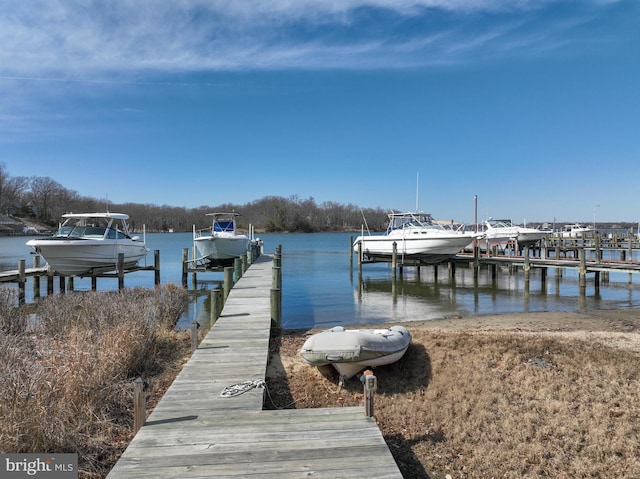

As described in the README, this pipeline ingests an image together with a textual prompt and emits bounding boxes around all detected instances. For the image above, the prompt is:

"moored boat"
[193,212,250,267]
[25,212,149,275]
[559,224,593,238]
[353,212,480,265]
[300,325,412,379]
[482,218,550,249]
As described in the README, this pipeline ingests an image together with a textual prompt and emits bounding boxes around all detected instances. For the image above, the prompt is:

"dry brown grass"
[0,284,191,479]
[266,316,640,478]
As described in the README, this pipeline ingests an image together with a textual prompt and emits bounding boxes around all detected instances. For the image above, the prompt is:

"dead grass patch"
[0,284,191,479]
[266,324,640,478]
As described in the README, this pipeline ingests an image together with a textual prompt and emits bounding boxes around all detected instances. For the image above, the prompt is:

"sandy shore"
[271,308,640,377]
[396,308,640,333]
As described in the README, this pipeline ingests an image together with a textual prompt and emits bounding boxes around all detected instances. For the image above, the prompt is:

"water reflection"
[350,260,640,329]
[3,232,640,331]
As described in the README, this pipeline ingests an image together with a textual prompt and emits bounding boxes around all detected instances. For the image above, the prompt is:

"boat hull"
[194,235,250,263]
[353,234,475,264]
[25,239,149,276]
[300,325,412,379]
[484,230,549,248]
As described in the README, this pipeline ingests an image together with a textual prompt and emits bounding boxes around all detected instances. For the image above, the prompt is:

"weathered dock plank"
[106,253,402,479]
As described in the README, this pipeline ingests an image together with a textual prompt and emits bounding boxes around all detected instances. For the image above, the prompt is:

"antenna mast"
[415,172,419,211]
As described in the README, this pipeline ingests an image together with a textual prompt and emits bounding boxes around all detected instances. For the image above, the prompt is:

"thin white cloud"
[0,0,630,141]
[0,0,626,79]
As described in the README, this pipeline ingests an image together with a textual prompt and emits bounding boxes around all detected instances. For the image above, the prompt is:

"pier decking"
[106,254,402,479]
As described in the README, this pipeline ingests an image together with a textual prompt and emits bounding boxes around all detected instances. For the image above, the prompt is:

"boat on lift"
[300,325,412,380]
[482,218,550,249]
[25,212,149,276]
[353,211,481,265]
[193,212,250,267]
[559,224,593,238]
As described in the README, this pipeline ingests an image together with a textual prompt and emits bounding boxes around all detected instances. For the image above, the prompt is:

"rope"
[220,379,266,398]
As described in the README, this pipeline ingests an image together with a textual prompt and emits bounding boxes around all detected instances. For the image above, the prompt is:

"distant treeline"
[0,163,390,233]
[3,163,637,234]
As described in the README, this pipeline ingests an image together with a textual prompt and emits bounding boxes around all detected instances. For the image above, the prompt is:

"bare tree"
[27,176,67,223]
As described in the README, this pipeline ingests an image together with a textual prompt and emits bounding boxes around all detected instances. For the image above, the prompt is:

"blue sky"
[1,0,638,224]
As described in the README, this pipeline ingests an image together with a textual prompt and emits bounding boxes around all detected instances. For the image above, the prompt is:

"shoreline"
[270,307,640,377]
[267,307,640,477]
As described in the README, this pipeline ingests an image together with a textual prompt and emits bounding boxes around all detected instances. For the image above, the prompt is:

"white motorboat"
[559,224,593,238]
[300,325,411,379]
[193,212,250,266]
[26,213,149,276]
[353,212,480,265]
[482,218,550,249]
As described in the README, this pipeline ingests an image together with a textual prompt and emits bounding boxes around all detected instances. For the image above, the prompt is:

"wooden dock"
[106,254,402,479]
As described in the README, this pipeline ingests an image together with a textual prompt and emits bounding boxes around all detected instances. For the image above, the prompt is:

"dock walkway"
[106,254,402,479]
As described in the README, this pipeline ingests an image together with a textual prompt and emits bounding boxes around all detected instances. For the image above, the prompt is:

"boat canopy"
[54,213,133,239]
[386,212,441,234]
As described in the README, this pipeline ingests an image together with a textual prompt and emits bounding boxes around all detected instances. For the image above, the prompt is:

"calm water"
[2,232,640,330]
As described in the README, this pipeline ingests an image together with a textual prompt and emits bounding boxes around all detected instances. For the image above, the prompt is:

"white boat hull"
[353,234,475,264]
[25,239,149,276]
[194,235,250,262]
[484,230,548,247]
[300,325,411,379]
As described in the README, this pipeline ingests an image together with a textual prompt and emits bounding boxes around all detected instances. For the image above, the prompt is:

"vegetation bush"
[0,284,190,478]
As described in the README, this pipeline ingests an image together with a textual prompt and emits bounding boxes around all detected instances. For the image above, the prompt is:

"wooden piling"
[271,288,282,335]
[363,371,377,418]
[578,248,587,287]
[33,255,41,299]
[181,248,189,287]
[210,289,222,325]
[18,259,25,305]
[154,250,161,285]
[224,266,233,301]
[234,257,243,282]
[392,242,397,279]
[190,321,199,353]
[133,378,146,434]
[117,253,125,290]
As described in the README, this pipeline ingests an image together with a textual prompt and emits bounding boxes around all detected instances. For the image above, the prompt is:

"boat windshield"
[213,220,235,233]
[53,217,131,239]
[487,219,514,229]
[387,213,442,234]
